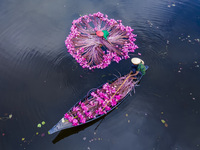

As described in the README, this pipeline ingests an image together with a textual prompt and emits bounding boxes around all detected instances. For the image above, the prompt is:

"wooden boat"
[48,66,149,134]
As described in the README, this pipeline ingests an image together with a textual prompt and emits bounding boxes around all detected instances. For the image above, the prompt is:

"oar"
[94,117,105,130]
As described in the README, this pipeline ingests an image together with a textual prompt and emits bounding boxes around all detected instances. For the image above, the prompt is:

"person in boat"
[96,30,113,45]
[96,30,109,40]
[130,57,146,77]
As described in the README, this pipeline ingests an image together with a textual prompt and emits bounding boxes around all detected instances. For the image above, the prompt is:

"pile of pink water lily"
[64,82,122,126]
[63,73,136,126]
[65,12,138,70]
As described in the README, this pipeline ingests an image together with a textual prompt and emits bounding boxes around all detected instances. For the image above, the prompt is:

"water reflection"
[52,117,104,144]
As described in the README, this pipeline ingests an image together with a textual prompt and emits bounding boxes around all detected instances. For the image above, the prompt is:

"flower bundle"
[65,12,138,70]
[63,83,121,126]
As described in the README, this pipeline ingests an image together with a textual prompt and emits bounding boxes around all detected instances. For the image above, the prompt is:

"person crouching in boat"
[130,57,146,77]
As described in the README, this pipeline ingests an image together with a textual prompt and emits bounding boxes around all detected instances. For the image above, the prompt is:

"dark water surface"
[0,0,200,150]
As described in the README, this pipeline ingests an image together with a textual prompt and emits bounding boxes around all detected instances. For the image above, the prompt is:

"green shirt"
[102,30,109,40]
[137,63,146,75]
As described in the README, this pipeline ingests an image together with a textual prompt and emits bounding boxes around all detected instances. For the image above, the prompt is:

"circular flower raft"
[65,12,138,70]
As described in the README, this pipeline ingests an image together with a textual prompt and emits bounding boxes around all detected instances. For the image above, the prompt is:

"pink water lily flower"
[95,109,99,115]
[68,116,74,122]
[110,87,116,93]
[85,111,93,119]
[81,103,85,107]
[85,111,89,117]
[80,117,86,123]
[98,92,105,98]
[72,119,79,126]
[78,114,84,120]
[99,92,109,99]
[110,99,117,106]
[115,95,121,100]
[96,89,101,94]
[96,97,104,105]
[77,111,82,117]
[72,106,80,112]
[81,104,88,111]
[82,105,89,112]
[97,107,104,115]
[105,106,111,111]
[103,83,110,90]
[89,101,95,106]
[91,92,98,98]
[64,113,70,119]
[115,95,121,101]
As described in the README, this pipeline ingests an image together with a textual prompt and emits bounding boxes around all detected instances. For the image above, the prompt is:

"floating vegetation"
[37,124,42,128]
[41,121,45,125]
[178,34,200,44]
[0,114,13,121]
[161,119,168,127]
[161,119,166,124]
[66,12,138,70]
[37,121,46,128]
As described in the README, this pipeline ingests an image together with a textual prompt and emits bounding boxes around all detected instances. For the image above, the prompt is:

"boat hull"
[49,66,149,134]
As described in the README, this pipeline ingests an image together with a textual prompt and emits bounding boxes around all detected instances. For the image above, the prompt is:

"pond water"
[0,0,200,150]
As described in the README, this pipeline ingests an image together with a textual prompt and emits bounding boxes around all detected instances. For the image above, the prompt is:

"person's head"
[96,30,109,40]
[131,57,144,65]
[96,31,104,37]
